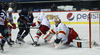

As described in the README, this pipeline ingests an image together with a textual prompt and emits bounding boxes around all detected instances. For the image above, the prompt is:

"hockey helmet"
[28,9,33,15]
[21,9,28,16]
[54,17,61,23]
[8,7,13,12]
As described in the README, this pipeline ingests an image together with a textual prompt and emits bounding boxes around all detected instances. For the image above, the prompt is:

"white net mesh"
[90,12,100,46]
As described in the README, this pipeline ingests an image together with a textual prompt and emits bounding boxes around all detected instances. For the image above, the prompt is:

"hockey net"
[89,12,100,48]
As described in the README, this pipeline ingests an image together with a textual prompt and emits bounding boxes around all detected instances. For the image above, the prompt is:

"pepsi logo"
[67,13,74,21]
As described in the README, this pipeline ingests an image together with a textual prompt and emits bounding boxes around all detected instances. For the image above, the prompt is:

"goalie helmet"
[54,16,61,27]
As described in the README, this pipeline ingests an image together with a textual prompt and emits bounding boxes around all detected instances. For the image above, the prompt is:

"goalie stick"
[47,39,63,48]
[43,32,63,48]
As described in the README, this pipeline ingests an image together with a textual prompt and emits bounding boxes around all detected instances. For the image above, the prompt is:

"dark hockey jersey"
[0,9,7,25]
[19,9,29,22]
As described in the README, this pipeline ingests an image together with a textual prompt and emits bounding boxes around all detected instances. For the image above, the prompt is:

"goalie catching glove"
[50,38,63,48]
[54,38,62,44]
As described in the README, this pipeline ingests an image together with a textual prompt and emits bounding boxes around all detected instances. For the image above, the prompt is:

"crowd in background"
[0,1,100,12]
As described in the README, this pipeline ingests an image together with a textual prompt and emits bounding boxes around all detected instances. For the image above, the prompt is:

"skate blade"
[0,49,4,53]
[8,45,12,47]
[31,43,34,45]
[15,41,22,45]
[31,43,40,46]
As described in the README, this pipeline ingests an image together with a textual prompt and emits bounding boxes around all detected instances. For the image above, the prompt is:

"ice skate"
[15,38,22,45]
[7,41,13,47]
[31,42,40,47]
[0,43,4,53]
[20,38,25,43]
[44,40,48,43]
[10,39,15,45]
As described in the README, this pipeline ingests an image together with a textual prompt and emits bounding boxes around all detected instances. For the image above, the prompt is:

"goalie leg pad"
[67,28,79,44]
[73,39,94,48]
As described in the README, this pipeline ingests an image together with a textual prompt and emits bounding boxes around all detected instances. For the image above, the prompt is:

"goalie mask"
[54,17,61,27]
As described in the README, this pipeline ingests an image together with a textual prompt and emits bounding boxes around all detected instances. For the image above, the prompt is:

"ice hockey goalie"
[43,17,80,48]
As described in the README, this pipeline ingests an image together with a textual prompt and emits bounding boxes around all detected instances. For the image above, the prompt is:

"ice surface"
[1,26,100,55]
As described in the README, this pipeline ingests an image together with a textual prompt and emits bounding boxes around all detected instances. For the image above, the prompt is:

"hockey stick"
[24,24,35,45]
[29,31,35,44]
[49,40,63,48]
[16,27,30,28]
[16,27,39,29]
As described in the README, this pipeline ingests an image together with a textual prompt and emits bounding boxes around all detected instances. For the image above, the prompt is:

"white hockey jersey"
[36,14,50,28]
[7,12,14,24]
[51,23,70,44]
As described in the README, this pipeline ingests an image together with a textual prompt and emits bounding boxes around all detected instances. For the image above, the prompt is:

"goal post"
[89,12,100,48]
[89,12,91,48]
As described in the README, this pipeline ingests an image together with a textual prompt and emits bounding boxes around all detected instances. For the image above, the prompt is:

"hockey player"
[0,7,16,45]
[31,12,50,46]
[0,34,3,43]
[16,9,33,44]
[43,17,80,48]
[27,10,34,29]
[0,3,9,51]
[6,7,16,45]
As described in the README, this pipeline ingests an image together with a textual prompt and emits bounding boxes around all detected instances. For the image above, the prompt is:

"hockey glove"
[12,23,16,29]
[8,25,12,29]
[31,22,36,27]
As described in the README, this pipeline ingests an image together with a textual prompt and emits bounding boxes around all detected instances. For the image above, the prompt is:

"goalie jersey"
[51,23,70,44]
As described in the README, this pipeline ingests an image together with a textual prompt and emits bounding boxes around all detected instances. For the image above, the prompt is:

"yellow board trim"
[8,21,99,25]
[50,21,99,25]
